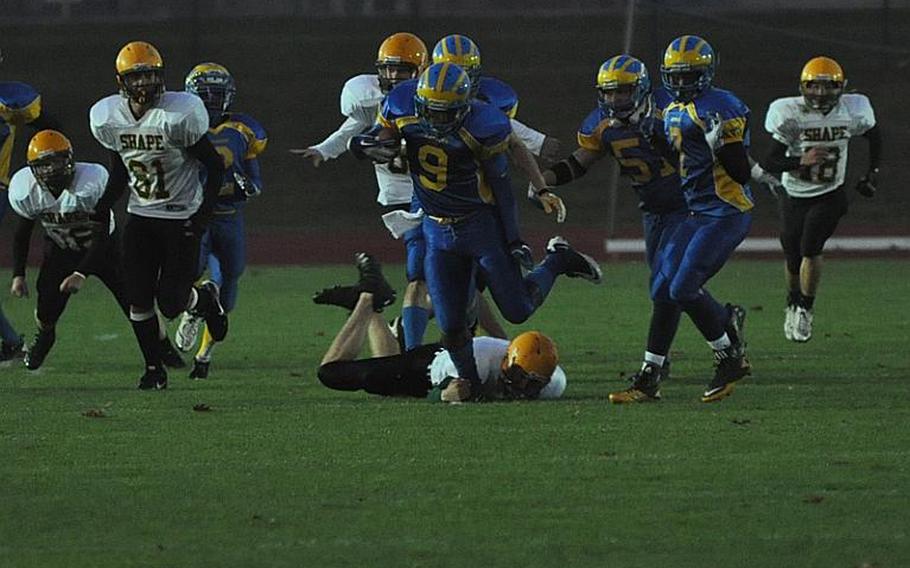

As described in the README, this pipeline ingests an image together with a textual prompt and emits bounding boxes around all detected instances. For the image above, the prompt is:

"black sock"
[131,317,162,369]
[799,293,815,310]
[787,289,800,307]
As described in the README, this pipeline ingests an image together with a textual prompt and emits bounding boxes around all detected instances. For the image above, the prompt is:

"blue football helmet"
[660,35,715,102]
[414,62,472,138]
[432,34,481,96]
[185,62,236,124]
[596,55,651,120]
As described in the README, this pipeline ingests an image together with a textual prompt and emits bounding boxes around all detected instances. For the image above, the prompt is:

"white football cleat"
[783,305,797,341]
[175,311,204,352]
[792,306,813,343]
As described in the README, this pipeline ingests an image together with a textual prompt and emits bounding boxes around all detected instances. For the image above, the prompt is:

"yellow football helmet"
[376,32,428,93]
[800,56,845,112]
[500,331,559,399]
[27,130,75,196]
[115,41,165,106]
[415,62,472,137]
[432,35,481,94]
[596,55,651,119]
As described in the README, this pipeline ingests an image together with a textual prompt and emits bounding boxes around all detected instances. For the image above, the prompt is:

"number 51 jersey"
[89,91,209,219]
[765,93,875,198]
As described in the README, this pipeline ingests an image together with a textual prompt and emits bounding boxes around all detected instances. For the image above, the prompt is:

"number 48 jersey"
[89,91,209,219]
[765,93,875,198]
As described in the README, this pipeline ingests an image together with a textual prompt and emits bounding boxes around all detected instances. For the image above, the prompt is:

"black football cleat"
[189,359,210,380]
[702,345,751,403]
[725,304,747,348]
[546,237,603,284]
[312,285,361,311]
[138,367,168,390]
[24,329,56,370]
[609,362,662,403]
[0,335,25,362]
[159,337,186,369]
[355,252,396,312]
[194,281,228,342]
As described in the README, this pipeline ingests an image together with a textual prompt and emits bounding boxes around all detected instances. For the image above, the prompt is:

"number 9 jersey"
[89,91,209,219]
[764,93,875,198]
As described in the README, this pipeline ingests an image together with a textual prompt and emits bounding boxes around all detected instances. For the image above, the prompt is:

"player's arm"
[509,119,561,164]
[186,135,226,230]
[235,158,263,198]
[349,124,401,163]
[854,125,882,197]
[715,143,751,185]
[760,139,829,175]
[541,147,603,187]
[481,150,529,268]
[10,216,36,298]
[290,116,370,166]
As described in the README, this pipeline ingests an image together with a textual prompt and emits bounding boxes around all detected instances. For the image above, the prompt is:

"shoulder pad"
[578,108,605,136]
[477,77,519,117]
[225,112,268,141]
[8,167,35,202]
[385,79,418,118]
[651,87,674,115]
[462,100,511,141]
[340,74,383,117]
[0,81,40,109]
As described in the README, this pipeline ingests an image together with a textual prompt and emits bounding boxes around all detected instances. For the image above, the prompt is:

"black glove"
[509,241,534,271]
[349,135,400,163]
[233,172,260,198]
[183,214,208,238]
[854,170,878,198]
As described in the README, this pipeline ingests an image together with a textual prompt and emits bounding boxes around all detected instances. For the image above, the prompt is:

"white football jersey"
[8,162,115,251]
[89,91,209,219]
[311,74,414,206]
[429,336,567,400]
[765,93,875,198]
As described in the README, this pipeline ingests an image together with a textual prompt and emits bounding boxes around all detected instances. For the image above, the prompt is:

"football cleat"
[355,252,396,312]
[312,285,361,311]
[0,335,25,363]
[193,280,228,342]
[783,305,797,341]
[726,304,747,348]
[24,329,56,370]
[175,311,203,352]
[609,363,662,403]
[189,358,210,380]
[388,316,406,353]
[659,360,672,382]
[546,236,603,283]
[159,337,186,369]
[701,345,751,403]
[792,306,813,343]
[138,367,168,390]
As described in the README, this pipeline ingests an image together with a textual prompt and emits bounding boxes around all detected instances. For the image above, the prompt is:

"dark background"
[1,1,907,263]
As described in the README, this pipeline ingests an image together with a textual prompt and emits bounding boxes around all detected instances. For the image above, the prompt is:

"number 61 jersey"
[764,93,875,198]
[89,91,209,219]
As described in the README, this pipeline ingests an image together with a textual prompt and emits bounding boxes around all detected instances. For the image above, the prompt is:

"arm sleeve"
[509,119,546,156]
[311,116,370,160]
[11,217,35,277]
[761,138,801,173]
[242,158,263,189]
[76,151,129,275]
[186,136,226,222]
[716,142,752,185]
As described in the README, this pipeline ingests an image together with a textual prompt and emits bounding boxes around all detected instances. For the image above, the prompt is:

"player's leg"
[0,303,23,361]
[23,244,79,370]
[475,292,508,339]
[321,292,378,365]
[400,223,431,350]
[368,309,401,357]
[666,214,752,402]
[779,193,809,340]
[122,216,168,389]
[611,211,686,403]
[175,229,213,353]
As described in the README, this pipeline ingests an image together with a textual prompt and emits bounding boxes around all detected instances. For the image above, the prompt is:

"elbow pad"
[548,155,587,186]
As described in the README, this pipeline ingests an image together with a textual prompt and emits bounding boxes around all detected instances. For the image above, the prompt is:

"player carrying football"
[78,41,227,390]
[761,56,880,342]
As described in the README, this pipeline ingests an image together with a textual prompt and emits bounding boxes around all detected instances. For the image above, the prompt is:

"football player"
[616,36,752,403]
[174,62,268,379]
[294,32,506,351]
[352,62,602,400]
[315,259,565,402]
[540,55,687,396]
[78,41,227,390]
[761,56,879,342]
[7,130,184,370]
[1,48,60,361]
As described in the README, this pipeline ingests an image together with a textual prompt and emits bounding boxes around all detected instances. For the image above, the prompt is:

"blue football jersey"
[0,82,42,186]
[476,76,519,118]
[577,88,684,214]
[663,86,754,216]
[207,112,267,210]
[380,80,512,218]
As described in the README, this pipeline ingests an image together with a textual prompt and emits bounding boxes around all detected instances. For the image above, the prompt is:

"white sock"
[708,333,732,351]
[643,352,666,368]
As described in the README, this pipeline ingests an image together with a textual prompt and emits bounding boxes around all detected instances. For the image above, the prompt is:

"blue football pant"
[198,212,246,313]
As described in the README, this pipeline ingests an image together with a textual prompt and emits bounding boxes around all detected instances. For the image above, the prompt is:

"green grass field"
[1,259,908,568]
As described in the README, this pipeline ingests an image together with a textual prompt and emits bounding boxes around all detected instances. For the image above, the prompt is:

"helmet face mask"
[800,80,843,112]
[185,64,236,125]
[376,62,420,93]
[119,68,165,106]
[500,364,550,400]
[30,153,75,197]
[415,98,469,138]
[414,62,472,138]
